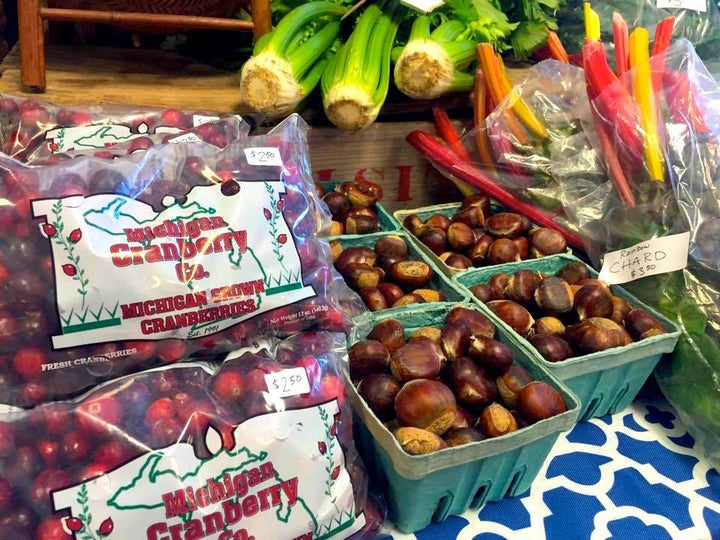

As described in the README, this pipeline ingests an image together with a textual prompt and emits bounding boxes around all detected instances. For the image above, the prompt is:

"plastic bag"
[0,95,251,163]
[0,332,379,539]
[556,0,720,60]
[0,114,365,408]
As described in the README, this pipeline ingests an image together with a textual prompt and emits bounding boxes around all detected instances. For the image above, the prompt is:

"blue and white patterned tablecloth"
[379,398,720,540]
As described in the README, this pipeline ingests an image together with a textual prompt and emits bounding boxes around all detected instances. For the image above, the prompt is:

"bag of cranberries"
[0,113,365,407]
[0,94,252,164]
[0,332,382,540]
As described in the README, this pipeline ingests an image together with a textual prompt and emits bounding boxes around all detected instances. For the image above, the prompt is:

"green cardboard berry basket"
[347,303,580,533]
[332,231,468,318]
[319,182,400,239]
[394,202,571,278]
[455,253,681,421]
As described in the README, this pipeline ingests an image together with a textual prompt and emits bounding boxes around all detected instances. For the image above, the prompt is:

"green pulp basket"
[319,182,400,239]
[332,231,468,319]
[455,253,681,421]
[347,303,580,533]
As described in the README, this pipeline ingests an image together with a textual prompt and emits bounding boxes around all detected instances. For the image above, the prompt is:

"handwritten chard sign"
[53,401,366,540]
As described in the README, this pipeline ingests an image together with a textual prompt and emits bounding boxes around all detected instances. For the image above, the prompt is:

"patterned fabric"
[380,399,720,540]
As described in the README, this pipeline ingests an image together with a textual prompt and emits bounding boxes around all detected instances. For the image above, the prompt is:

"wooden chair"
[17,0,272,92]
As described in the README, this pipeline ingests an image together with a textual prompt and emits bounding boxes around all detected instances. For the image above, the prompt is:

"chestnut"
[394,427,447,455]
[516,381,566,422]
[530,335,574,363]
[390,342,443,383]
[360,288,389,311]
[461,194,491,215]
[487,300,535,336]
[488,273,510,299]
[329,240,343,262]
[610,297,632,325]
[441,321,471,360]
[447,222,475,252]
[446,357,498,411]
[358,373,401,421]
[449,405,474,430]
[555,261,590,284]
[345,183,378,208]
[467,336,513,375]
[567,317,633,354]
[389,260,433,289]
[485,213,528,238]
[505,269,539,304]
[403,214,426,237]
[497,365,534,409]
[329,221,345,236]
[445,306,495,339]
[408,337,447,369]
[315,184,328,198]
[374,235,408,259]
[377,283,405,306]
[530,228,567,257]
[625,309,667,340]
[368,319,406,353]
[534,277,574,315]
[574,283,614,320]
[412,289,445,303]
[409,327,442,344]
[335,246,376,274]
[392,294,426,308]
[345,208,379,234]
[533,317,566,338]
[445,253,473,270]
[469,284,496,303]
[452,206,485,229]
[468,234,494,266]
[512,237,530,260]
[322,192,351,218]
[348,340,390,380]
[375,255,404,273]
[425,213,452,231]
[444,427,484,447]
[477,403,518,438]
[419,227,448,255]
[487,238,521,265]
[344,263,384,290]
[395,379,457,435]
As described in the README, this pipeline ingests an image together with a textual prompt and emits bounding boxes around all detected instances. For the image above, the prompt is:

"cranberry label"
[53,400,366,540]
[32,180,315,349]
[44,123,183,153]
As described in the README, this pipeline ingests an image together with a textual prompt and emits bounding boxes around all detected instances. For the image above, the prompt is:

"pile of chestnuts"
[468,261,668,362]
[402,194,568,271]
[331,235,445,311]
[317,182,383,235]
[348,306,568,455]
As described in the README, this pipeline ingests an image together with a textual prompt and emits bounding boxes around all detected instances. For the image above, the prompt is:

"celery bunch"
[320,4,400,131]
[239,2,346,117]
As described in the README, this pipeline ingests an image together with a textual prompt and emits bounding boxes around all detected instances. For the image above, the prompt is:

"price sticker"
[192,114,221,127]
[657,0,706,12]
[265,367,310,398]
[244,147,283,167]
[598,232,691,285]
[166,132,203,144]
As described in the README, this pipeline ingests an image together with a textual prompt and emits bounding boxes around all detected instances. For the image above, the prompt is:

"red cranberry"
[62,431,90,462]
[157,340,187,363]
[117,381,152,416]
[145,397,177,429]
[0,506,37,533]
[76,396,123,437]
[152,371,178,394]
[150,417,184,447]
[0,421,15,457]
[78,462,108,482]
[6,273,46,310]
[211,371,244,404]
[294,356,321,385]
[12,347,45,380]
[36,515,73,540]
[94,440,133,469]
[0,311,17,345]
[125,341,156,363]
[70,111,93,126]
[318,374,346,405]
[5,446,40,485]
[17,311,50,344]
[0,478,12,513]
[160,108,188,128]
[19,382,48,407]
[20,107,51,125]
[88,169,125,193]
[4,238,39,271]
[127,136,153,154]
[30,469,72,509]
[44,403,74,435]
[37,438,61,467]
[172,392,196,423]
[242,394,274,419]
[0,262,8,286]
[0,98,18,114]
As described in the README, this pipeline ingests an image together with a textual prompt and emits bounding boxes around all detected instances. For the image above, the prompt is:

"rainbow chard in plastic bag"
[0,333,381,539]
[0,113,364,408]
